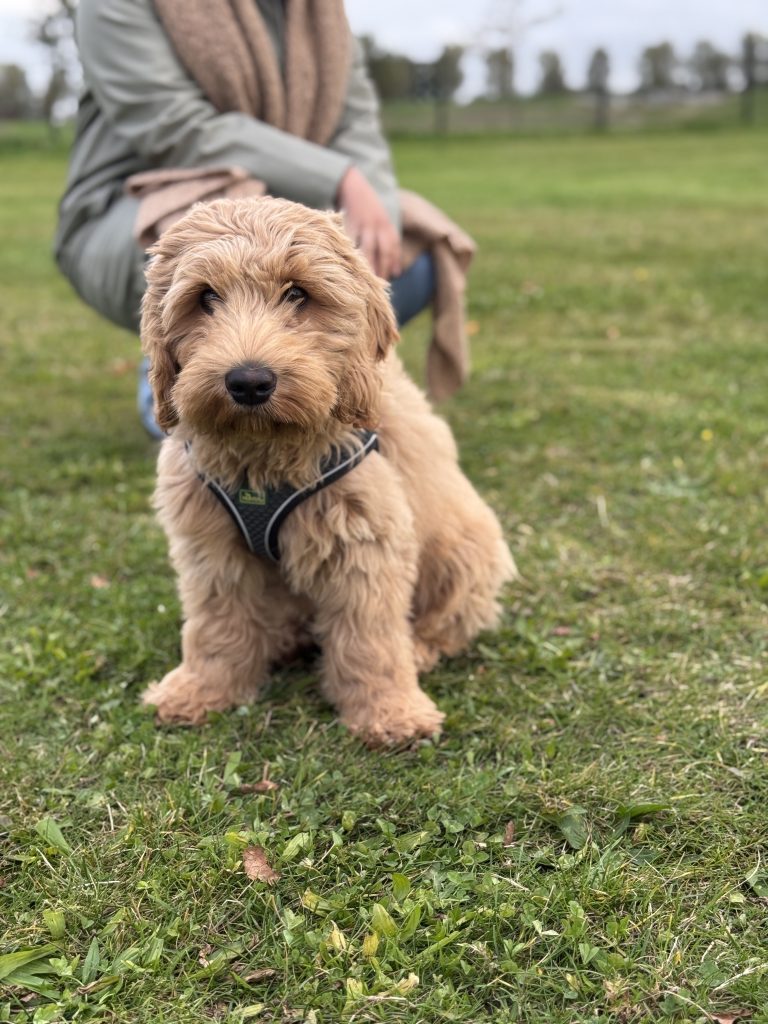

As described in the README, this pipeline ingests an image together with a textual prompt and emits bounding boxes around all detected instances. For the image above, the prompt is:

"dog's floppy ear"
[365,270,400,361]
[140,242,182,434]
[334,355,382,430]
[334,260,400,428]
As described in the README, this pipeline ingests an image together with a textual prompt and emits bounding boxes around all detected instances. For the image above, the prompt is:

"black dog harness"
[190,430,379,563]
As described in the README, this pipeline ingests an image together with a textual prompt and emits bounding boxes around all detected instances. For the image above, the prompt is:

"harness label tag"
[238,488,267,506]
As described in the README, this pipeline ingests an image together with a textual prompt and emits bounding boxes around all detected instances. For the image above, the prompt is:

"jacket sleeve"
[76,0,352,211]
[330,37,400,229]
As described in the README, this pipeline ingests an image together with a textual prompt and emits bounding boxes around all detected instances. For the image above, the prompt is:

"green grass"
[2,124,768,1023]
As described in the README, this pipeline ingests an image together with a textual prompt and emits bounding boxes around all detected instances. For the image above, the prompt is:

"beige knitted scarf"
[151,0,350,146]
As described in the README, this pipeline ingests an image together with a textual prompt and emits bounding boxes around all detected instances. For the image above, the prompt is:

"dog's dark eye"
[282,285,308,307]
[200,287,221,315]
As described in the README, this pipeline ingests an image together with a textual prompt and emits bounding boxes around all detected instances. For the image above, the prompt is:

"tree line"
[358,33,768,132]
[363,34,768,104]
[0,9,766,128]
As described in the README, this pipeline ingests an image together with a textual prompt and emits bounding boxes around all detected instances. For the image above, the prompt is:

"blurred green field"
[2,124,768,1023]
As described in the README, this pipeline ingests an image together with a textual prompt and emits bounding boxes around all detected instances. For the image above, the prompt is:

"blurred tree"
[689,40,730,92]
[638,42,678,92]
[34,0,80,126]
[0,64,35,119]
[360,35,415,102]
[42,67,69,124]
[586,47,610,131]
[433,46,464,102]
[741,32,758,123]
[432,45,464,133]
[486,47,515,99]
[537,50,568,95]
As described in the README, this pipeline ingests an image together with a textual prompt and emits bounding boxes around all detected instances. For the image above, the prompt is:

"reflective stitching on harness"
[204,478,256,554]
[262,431,380,561]
[188,430,379,562]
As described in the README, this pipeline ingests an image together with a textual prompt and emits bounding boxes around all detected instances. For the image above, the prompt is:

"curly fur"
[141,196,515,745]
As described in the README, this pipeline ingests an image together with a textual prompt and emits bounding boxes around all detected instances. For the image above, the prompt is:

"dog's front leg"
[143,546,283,725]
[281,463,445,746]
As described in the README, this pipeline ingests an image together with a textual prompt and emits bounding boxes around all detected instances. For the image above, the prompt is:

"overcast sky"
[1,0,766,96]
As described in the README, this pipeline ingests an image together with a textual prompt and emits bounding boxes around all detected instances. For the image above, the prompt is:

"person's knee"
[58,199,146,333]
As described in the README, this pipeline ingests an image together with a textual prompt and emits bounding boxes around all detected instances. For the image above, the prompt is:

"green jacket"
[55,0,399,260]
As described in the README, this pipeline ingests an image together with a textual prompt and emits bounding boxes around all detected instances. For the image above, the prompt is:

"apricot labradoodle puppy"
[141,196,515,745]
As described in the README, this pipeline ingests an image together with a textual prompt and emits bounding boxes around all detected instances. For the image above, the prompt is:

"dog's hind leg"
[411,503,516,674]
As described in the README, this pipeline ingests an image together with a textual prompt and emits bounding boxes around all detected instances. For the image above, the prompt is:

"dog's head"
[140,196,399,436]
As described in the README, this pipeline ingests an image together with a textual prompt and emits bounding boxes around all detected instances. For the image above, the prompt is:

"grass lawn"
[1,125,768,1023]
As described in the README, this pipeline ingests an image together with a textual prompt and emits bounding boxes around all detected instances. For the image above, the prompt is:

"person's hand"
[336,165,401,280]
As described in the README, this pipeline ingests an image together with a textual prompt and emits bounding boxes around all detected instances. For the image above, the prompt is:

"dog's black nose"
[225,364,277,406]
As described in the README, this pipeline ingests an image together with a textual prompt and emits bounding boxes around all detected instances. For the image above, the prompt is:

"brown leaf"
[89,574,110,589]
[237,780,279,794]
[240,968,276,983]
[521,280,542,296]
[198,942,213,967]
[243,845,280,884]
[503,821,516,847]
[712,1012,752,1024]
[551,625,572,637]
[109,357,136,376]
[465,320,480,337]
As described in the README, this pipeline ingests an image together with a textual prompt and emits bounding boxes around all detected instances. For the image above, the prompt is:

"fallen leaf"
[240,968,276,983]
[89,574,110,589]
[198,943,213,967]
[465,320,480,336]
[25,568,40,580]
[243,846,280,885]
[503,821,516,847]
[712,1012,752,1024]
[109,358,136,376]
[521,280,542,296]
[551,625,572,637]
[237,781,279,794]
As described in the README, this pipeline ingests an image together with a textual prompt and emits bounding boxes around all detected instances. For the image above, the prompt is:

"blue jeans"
[139,252,436,438]
[390,251,435,327]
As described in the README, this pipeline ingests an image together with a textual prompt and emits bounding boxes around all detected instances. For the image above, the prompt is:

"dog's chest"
[190,430,379,562]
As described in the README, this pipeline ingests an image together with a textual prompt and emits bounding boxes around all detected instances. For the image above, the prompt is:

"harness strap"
[189,430,379,562]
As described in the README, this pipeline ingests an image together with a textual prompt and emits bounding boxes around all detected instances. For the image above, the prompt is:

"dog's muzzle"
[225,363,277,407]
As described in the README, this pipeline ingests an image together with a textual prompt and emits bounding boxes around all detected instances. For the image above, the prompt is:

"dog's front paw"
[142,667,218,726]
[341,689,445,748]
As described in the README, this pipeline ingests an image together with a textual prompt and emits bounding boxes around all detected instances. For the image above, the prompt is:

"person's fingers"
[377,224,401,281]
[359,225,378,275]
[383,224,402,279]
